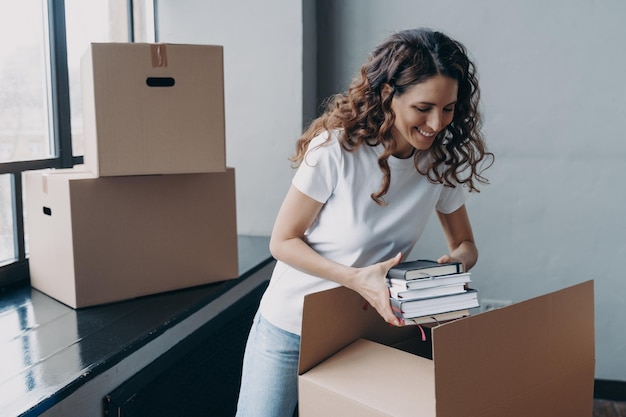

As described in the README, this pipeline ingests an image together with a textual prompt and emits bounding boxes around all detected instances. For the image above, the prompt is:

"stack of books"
[386,259,479,325]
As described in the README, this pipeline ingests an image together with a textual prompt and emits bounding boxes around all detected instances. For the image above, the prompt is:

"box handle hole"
[43,207,52,216]
[146,77,175,87]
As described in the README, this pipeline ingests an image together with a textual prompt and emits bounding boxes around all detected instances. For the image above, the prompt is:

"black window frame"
[0,0,147,291]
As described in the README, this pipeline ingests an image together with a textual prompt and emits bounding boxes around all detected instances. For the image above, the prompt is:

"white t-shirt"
[258,132,467,335]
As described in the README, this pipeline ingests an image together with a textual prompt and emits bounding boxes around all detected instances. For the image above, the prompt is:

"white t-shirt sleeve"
[436,183,468,214]
[292,134,341,203]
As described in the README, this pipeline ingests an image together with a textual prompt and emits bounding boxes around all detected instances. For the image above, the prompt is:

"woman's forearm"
[269,235,402,326]
[269,236,359,288]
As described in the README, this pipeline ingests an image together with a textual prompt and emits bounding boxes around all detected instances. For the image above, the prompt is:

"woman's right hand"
[349,252,403,327]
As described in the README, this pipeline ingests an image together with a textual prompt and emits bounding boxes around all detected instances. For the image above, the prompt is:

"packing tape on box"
[151,44,168,67]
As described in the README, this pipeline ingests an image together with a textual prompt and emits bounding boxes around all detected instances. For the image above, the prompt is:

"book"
[387,259,462,280]
[391,289,479,319]
[389,283,467,300]
[387,272,471,291]
[401,309,470,325]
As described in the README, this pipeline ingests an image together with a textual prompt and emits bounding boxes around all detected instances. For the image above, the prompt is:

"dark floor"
[594,399,626,417]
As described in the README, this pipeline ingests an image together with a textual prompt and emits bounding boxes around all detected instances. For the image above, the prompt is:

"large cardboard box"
[81,43,226,176]
[299,281,595,417]
[24,167,238,308]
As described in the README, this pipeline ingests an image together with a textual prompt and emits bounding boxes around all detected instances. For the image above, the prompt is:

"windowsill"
[0,235,272,417]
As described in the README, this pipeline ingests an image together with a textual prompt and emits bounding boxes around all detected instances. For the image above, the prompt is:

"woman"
[235,28,493,417]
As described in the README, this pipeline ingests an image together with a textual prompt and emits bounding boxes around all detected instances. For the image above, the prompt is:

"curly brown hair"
[292,28,494,205]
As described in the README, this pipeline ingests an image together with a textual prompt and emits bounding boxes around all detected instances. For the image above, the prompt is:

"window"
[0,0,155,289]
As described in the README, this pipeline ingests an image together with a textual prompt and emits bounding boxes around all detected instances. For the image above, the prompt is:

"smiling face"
[387,75,459,158]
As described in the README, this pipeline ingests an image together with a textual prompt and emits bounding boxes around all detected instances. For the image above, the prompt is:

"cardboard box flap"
[431,279,595,417]
[299,285,417,375]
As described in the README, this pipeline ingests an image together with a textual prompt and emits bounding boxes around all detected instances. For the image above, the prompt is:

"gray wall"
[157,0,302,238]
[158,0,626,381]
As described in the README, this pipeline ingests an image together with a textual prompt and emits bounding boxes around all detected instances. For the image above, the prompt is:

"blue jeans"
[235,311,301,417]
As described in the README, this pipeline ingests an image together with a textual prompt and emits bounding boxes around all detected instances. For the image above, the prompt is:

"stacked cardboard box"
[25,43,238,308]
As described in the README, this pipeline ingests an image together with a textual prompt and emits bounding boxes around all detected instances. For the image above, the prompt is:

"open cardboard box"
[299,280,595,417]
